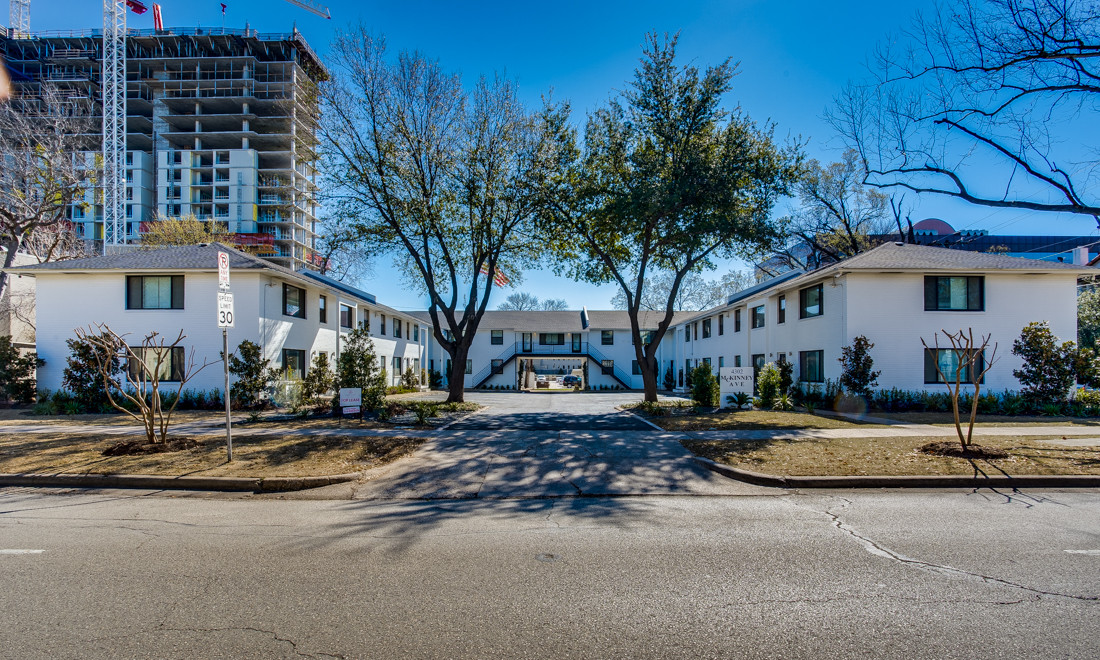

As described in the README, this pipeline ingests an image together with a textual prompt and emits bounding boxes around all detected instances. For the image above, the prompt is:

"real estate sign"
[718,367,753,404]
[339,388,362,408]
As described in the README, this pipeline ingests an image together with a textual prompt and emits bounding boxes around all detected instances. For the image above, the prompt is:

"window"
[380,314,386,335]
[925,349,985,384]
[703,357,711,367]
[777,295,786,324]
[734,309,742,333]
[925,276,984,311]
[685,327,691,343]
[128,346,185,381]
[380,355,386,370]
[718,314,724,335]
[491,330,504,345]
[360,311,370,331]
[702,318,712,339]
[282,349,306,379]
[393,356,402,375]
[637,330,654,345]
[282,284,305,319]
[540,333,564,345]
[601,330,614,345]
[693,322,699,340]
[734,355,742,367]
[751,305,765,329]
[318,295,327,324]
[340,304,353,329]
[800,284,823,319]
[799,350,824,383]
[126,275,184,310]
[465,360,473,375]
[492,359,504,374]
[718,356,725,368]
[632,360,641,375]
[601,359,614,375]
[413,325,419,342]
[394,320,402,339]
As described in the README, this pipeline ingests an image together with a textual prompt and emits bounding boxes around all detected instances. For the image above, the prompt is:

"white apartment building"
[14,244,426,393]
[668,242,1088,393]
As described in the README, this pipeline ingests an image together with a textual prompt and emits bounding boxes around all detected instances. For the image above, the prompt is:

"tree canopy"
[138,215,231,250]
[541,33,802,401]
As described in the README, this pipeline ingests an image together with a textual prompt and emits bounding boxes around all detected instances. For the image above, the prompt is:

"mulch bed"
[102,437,204,456]
[918,441,1010,459]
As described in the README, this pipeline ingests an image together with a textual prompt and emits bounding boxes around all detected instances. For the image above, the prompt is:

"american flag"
[479,263,509,287]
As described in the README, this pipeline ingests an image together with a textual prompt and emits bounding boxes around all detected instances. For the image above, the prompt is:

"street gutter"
[0,471,362,493]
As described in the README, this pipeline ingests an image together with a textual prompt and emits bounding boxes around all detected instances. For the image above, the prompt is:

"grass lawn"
[0,432,426,478]
[684,434,1100,477]
[642,409,885,431]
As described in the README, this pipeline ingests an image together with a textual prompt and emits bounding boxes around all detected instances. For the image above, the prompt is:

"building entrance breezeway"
[444,391,655,431]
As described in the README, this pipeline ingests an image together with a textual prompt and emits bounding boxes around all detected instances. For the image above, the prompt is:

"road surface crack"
[823,498,1098,603]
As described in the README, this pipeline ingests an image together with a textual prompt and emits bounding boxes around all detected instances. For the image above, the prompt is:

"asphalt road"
[1,487,1097,659]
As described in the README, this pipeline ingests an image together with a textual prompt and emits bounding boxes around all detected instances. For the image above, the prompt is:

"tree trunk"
[0,238,20,302]
[445,341,471,403]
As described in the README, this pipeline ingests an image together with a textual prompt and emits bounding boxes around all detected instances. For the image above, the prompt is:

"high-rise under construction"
[0,26,324,271]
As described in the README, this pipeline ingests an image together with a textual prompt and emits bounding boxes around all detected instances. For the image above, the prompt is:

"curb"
[0,471,362,493]
[693,457,1100,489]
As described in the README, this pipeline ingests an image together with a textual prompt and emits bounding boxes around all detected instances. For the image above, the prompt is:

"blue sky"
[32,1,1100,310]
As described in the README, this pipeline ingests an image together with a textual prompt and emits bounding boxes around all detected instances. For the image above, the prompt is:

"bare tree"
[541,298,569,311]
[921,328,999,451]
[497,292,541,311]
[610,270,755,311]
[320,31,562,402]
[0,86,95,300]
[768,150,896,273]
[831,0,1100,226]
[74,324,216,444]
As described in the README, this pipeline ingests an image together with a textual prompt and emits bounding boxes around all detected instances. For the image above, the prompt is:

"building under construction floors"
[0,26,324,271]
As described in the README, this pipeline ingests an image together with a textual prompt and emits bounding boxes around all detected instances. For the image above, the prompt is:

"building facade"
[16,244,426,393]
[1,27,322,270]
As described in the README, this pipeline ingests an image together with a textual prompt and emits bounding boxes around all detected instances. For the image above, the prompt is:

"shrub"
[0,335,41,404]
[726,392,751,410]
[662,368,676,391]
[412,402,438,425]
[757,363,782,409]
[302,352,336,404]
[1075,388,1100,414]
[428,369,443,388]
[773,393,794,411]
[1012,321,1077,407]
[689,363,719,407]
[838,335,881,399]
[227,340,277,409]
[336,328,386,413]
[777,360,794,396]
[401,367,420,389]
[63,332,122,411]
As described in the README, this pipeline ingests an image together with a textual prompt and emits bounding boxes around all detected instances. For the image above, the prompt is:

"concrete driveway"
[351,392,769,500]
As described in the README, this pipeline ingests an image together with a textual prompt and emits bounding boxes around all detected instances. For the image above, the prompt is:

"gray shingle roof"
[12,242,278,273]
[836,242,1090,271]
[408,309,696,332]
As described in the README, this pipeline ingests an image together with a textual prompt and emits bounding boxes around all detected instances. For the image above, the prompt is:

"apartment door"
[571,333,582,353]
[522,333,533,353]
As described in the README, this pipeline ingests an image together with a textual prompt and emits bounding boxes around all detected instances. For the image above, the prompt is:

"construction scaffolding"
[0,26,325,271]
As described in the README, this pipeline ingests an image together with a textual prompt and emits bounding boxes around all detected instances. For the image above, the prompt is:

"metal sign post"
[217,252,234,461]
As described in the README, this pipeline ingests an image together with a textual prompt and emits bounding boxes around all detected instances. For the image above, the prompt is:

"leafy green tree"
[1012,322,1077,407]
[838,335,881,399]
[336,328,386,412]
[227,340,277,409]
[302,352,336,404]
[541,33,802,402]
[320,32,563,402]
[63,332,122,411]
[0,335,41,403]
[690,363,720,407]
[1078,287,1100,351]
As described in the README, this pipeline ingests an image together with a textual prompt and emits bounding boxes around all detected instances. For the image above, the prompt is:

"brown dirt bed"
[683,434,1100,477]
[0,432,426,478]
[860,412,1100,426]
[643,409,885,431]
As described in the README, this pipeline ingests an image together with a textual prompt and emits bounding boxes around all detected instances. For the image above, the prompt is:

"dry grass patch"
[0,409,225,427]
[0,432,426,478]
[646,409,883,431]
[684,434,1100,477]
[868,412,1100,426]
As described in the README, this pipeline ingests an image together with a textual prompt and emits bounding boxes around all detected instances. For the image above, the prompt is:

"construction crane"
[8,0,30,37]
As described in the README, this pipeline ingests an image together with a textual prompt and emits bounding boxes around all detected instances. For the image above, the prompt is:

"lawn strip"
[682,434,1100,477]
[0,432,426,478]
[642,409,885,432]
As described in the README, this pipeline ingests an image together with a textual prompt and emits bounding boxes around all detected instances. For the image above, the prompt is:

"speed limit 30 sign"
[217,292,235,328]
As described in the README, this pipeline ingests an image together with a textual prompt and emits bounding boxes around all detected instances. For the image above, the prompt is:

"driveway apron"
[353,392,769,499]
